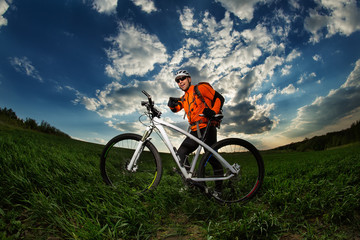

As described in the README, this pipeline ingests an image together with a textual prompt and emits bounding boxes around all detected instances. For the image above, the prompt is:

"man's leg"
[204,126,223,192]
[177,131,200,170]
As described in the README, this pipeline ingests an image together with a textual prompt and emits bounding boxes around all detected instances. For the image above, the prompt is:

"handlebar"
[141,90,151,98]
[141,90,161,118]
[141,90,223,121]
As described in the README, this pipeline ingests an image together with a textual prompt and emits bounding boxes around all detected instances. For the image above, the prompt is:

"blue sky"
[1,0,360,150]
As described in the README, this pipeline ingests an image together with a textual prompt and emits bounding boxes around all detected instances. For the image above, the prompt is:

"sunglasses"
[175,76,188,83]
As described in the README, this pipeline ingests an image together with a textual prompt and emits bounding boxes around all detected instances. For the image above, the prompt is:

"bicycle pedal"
[212,190,222,198]
[187,180,205,191]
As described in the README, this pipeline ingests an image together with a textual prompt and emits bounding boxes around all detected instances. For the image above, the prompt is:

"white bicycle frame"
[127,116,239,183]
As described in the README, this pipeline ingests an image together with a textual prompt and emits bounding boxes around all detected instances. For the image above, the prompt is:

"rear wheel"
[100,133,162,193]
[197,138,264,204]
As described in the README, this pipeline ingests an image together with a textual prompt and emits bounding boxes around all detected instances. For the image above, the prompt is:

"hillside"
[1,120,359,239]
[2,107,360,152]
[274,120,360,151]
[0,107,70,138]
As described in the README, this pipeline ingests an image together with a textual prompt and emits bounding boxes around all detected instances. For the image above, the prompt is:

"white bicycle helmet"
[175,70,191,80]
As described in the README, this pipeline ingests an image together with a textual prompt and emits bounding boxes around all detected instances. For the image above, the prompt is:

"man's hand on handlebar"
[168,97,181,108]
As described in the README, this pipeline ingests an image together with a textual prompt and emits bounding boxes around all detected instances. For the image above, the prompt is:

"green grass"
[1,122,359,239]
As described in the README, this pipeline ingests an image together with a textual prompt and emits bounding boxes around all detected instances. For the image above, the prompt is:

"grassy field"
[1,122,359,239]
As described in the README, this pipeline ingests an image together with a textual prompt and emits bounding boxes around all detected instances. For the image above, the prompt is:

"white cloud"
[297,72,317,84]
[132,0,157,14]
[286,49,301,62]
[281,65,292,76]
[304,0,360,43]
[289,0,301,10]
[9,56,43,82]
[265,83,298,100]
[179,6,201,33]
[286,58,360,138]
[281,84,298,95]
[92,0,117,14]
[313,54,322,62]
[240,24,276,53]
[0,0,9,28]
[342,60,360,88]
[269,9,293,40]
[215,0,266,22]
[105,21,169,78]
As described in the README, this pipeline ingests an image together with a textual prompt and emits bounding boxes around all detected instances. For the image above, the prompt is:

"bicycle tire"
[100,133,162,193]
[197,138,264,204]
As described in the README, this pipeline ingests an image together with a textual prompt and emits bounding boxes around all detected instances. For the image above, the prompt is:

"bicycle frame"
[127,116,239,183]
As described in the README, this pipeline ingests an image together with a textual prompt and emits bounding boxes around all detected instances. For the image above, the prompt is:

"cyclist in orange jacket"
[168,70,224,171]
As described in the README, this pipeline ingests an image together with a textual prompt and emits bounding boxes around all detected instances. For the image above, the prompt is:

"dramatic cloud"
[9,56,43,82]
[177,8,281,86]
[304,0,360,43]
[286,58,360,138]
[92,0,117,14]
[72,73,181,119]
[73,81,151,118]
[73,7,283,135]
[222,100,274,135]
[172,7,287,134]
[220,56,283,135]
[105,21,169,78]
[75,3,359,139]
[215,0,266,22]
[0,0,9,28]
[131,0,157,14]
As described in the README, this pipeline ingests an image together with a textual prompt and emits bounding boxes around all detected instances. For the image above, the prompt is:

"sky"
[1,0,360,151]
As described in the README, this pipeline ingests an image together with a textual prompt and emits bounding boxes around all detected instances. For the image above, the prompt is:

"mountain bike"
[100,91,264,204]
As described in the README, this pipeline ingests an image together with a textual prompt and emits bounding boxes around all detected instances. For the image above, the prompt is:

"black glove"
[168,97,180,108]
[202,108,215,118]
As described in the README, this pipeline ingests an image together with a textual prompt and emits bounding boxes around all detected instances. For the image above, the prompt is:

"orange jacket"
[170,84,223,131]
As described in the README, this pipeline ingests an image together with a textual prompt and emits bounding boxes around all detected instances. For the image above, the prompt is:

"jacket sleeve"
[213,91,225,113]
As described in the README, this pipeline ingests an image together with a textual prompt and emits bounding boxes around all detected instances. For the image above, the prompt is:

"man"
[167,70,224,171]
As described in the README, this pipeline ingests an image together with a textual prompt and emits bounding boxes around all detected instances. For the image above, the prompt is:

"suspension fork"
[126,125,154,171]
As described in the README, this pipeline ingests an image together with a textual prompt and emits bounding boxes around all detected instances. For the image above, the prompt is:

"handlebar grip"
[142,90,151,98]
[169,97,181,102]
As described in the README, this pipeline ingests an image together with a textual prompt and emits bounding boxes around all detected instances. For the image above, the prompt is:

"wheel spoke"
[198,138,264,204]
[100,134,162,193]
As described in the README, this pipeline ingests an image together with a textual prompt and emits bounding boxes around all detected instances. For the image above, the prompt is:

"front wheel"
[197,138,264,204]
[100,133,162,193]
